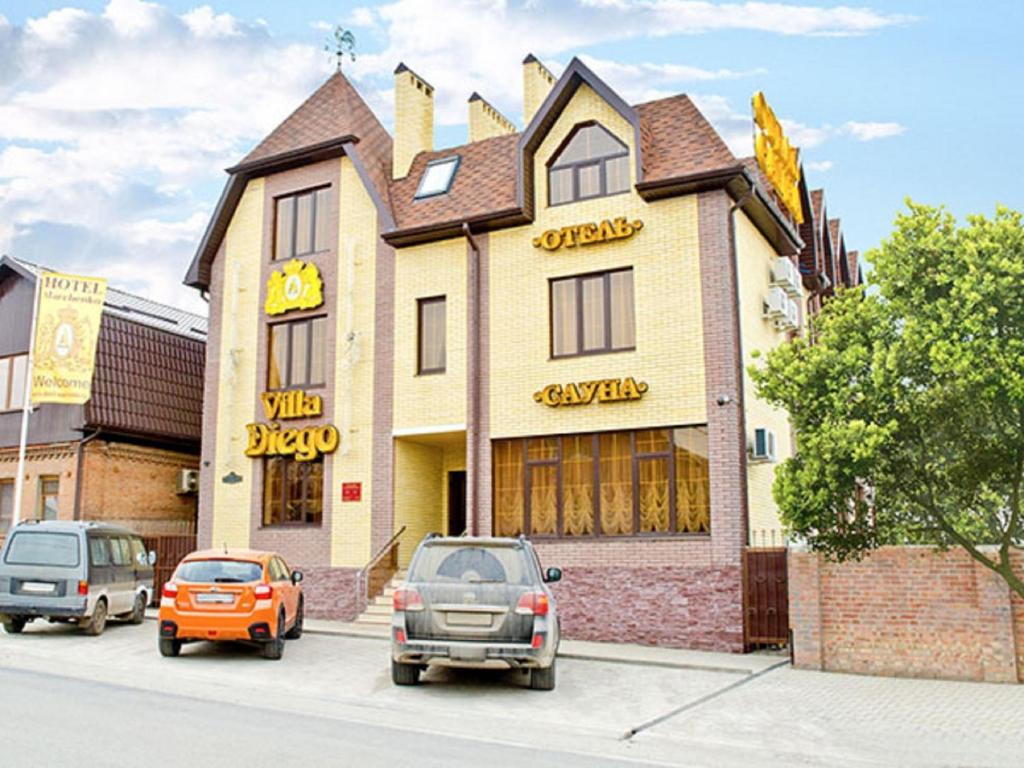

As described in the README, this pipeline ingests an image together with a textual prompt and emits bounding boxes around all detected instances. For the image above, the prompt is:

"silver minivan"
[0,520,155,636]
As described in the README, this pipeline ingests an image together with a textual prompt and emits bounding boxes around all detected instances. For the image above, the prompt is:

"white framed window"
[415,157,460,199]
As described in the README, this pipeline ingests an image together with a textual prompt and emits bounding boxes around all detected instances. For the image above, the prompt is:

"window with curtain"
[267,316,327,390]
[551,268,635,357]
[0,354,28,411]
[548,123,630,206]
[262,456,323,526]
[274,186,331,260]
[491,427,710,538]
[417,296,446,374]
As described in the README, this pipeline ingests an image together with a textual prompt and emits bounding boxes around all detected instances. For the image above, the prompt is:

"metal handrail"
[361,525,407,577]
[356,525,407,605]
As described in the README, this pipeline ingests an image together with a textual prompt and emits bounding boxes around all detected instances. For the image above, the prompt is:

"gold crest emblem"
[265,259,324,316]
[35,308,95,373]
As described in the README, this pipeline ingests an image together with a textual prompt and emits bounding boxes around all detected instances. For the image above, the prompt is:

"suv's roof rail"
[425,531,442,540]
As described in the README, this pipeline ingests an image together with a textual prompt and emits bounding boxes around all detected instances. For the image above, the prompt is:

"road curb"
[148,613,769,675]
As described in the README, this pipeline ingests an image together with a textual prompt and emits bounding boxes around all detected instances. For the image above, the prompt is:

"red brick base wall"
[548,565,744,652]
[790,547,1024,683]
[299,566,363,621]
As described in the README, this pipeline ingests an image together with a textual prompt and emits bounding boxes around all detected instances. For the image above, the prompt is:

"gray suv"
[0,520,155,636]
[391,535,561,690]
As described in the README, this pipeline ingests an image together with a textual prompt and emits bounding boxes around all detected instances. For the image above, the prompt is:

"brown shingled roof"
[239,72,388,168]
[635,95,736,182]
[388,94,738,238]
[847,249,861,287]
[390,133,520,233]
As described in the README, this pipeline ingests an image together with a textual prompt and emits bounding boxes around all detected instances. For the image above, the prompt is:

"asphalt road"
[1,620,1021,767]
[0,667,663,768]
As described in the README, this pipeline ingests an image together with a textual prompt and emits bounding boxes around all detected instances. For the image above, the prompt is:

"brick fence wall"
[790,546,1024,683]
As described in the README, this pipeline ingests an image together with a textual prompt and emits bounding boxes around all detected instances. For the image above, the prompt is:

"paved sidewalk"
[302,617,783,674]
[147,609,781,674]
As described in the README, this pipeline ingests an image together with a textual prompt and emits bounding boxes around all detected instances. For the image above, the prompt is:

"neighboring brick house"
[0,257,206,535]
[185,56,859,649]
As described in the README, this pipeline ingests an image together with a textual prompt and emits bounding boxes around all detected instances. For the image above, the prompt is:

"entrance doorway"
[447,471,467,536]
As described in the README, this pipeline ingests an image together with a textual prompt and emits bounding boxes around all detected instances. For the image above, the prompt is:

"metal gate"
[142,534,196,605]
[743,547,788,649]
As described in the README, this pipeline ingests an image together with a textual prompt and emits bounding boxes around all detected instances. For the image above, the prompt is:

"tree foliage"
[751,203,1024,597]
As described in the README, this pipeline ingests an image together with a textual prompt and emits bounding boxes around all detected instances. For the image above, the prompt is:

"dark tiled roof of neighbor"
[87,313,204,443]
[0,257,206,443]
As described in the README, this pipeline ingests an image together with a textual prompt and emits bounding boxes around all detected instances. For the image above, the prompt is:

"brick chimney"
[393,63,434,179]
[522,53,556,125]
[468,93,516,142]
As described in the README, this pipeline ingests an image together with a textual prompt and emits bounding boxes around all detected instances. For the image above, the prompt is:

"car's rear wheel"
[391,659,420,686]
[530,659,556,691]
[3,617,26,635]
[83,599,107,636]
[158,638,181,657]
[262,611,285,660]
[285,598,303,639]
[129,593,146,625]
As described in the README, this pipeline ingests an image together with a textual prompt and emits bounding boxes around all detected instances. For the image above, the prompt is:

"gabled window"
[548,123,630,206]
[415,156,460,199]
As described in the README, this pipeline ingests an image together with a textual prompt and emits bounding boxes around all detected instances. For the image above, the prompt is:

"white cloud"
[842,120,906,141]
[0,0,912,313]
[805,160,834,172]
[0,0,331,313]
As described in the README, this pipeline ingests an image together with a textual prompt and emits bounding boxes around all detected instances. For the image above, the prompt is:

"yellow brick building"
[186,56,859,650]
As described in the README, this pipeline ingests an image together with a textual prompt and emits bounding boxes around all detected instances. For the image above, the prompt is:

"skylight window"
[415,156,460,199]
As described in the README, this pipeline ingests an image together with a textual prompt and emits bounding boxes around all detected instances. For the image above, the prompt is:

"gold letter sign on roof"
[265,259,324,316]
[532,217,643,251]
[752,92,804,225]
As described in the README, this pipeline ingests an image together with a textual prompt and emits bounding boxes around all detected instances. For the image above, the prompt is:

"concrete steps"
[352,570,405,627]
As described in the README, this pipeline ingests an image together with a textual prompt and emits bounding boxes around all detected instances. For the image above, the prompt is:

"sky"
[0,0,1021,314]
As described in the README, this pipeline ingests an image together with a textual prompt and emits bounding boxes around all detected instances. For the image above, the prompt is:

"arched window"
[548,123,630,206]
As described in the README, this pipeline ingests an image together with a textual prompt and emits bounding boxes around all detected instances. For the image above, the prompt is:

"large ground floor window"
[263,456,323,526]
[493,427,710,538]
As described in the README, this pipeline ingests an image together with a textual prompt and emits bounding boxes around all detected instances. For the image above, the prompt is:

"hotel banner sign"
[532,217,644,251]
[31,272,107,405]
[533,377,648,407]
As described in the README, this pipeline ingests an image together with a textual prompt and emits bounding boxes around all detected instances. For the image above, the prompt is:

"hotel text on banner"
[31,272,107,404]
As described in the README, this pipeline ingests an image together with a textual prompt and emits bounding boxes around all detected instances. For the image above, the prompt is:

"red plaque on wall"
[342,482,362,502]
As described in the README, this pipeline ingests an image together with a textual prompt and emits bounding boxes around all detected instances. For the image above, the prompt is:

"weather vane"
[325,26,356,72]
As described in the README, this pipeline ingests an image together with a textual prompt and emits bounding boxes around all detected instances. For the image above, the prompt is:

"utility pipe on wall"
[463,222,481,535]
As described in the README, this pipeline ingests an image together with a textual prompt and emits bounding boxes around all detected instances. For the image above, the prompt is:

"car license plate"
[195,593,234,604]
[447,611,491,627]
[21,582,55,594]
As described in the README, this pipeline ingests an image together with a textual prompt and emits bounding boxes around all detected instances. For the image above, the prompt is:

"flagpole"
[11,273,42,530]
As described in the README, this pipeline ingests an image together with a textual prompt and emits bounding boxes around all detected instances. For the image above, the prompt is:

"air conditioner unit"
[750,428,777,462]
[762,286,788,319]
[176,469,200,495]
[770,257,803,299]
[774,297,800,332]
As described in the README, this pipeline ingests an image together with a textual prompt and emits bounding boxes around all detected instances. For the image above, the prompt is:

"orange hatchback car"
[158,549,303,660]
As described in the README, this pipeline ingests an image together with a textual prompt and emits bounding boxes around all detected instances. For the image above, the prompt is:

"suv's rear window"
[4,532,80,567]
[409,545,533,585]
[175,559,263,583]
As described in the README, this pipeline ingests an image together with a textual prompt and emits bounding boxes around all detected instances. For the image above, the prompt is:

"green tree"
[751,203,1024,598]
